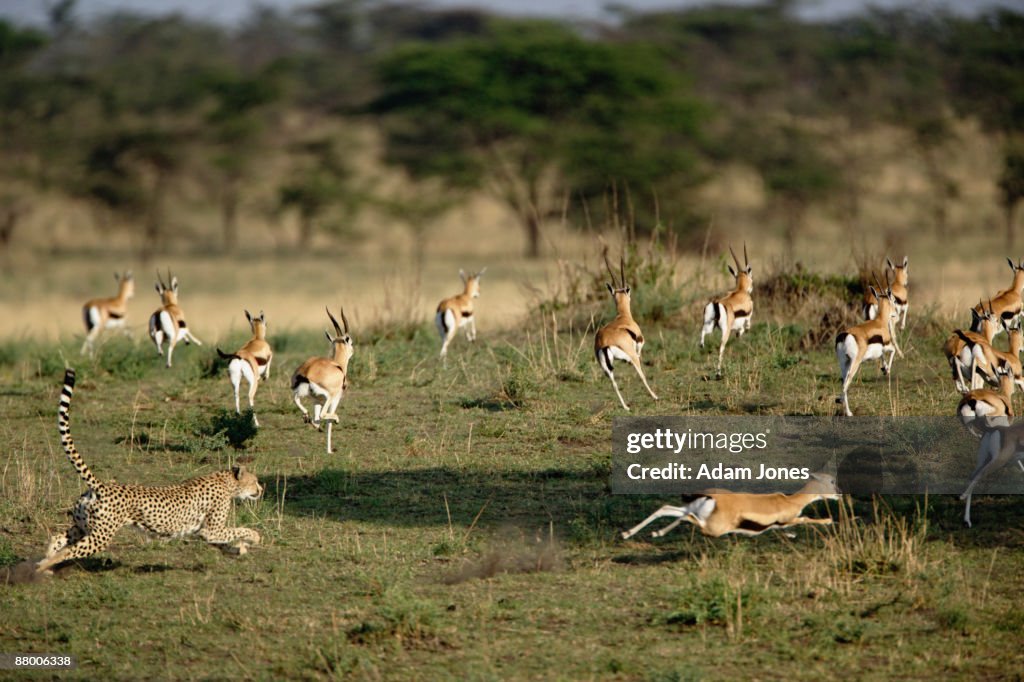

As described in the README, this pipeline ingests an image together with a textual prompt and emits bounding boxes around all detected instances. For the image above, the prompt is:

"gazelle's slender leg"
[165,338,177,368]
[628,355,658,400]
[839,350,866,417]
[716,313,732,376]
[597,348,629,411]
[293,393,310,422]
[621,505,691,540]
[247,374,258,427]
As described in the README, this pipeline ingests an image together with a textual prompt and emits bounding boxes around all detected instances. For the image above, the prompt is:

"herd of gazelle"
[79,269,482,455]
[942,259,1024,526]
[75,253,1024,531]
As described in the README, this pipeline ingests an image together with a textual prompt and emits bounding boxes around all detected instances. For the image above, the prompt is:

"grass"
[2,261,1024,680]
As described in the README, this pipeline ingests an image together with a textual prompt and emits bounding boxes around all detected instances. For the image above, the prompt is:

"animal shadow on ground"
[280,466,625,530]
[275,467,1024,551]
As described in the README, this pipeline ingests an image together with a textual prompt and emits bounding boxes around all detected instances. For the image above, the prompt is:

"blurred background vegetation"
[0,0,1021,263]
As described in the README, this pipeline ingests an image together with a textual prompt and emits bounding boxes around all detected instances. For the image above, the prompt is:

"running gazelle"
[962,420,1024,527]
[958,365,1014,438]
[836,273,903,416]
[292,307,353,454]
[972,258,1024,335]
[594,251,658,411]
[862,257,909,328]
[436,268,485,362]
[944,301,1003,392]
[81,271,135,355]
[700,244,753,377]
[148,270,202,368]
[216,310,273,427]
[621,473,840,540]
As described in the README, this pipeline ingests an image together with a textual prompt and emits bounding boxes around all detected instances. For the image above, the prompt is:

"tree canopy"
[372,20,705,257]
[3,1,1024,255]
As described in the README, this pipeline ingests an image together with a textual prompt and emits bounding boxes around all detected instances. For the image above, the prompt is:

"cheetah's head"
[231,466,263,500]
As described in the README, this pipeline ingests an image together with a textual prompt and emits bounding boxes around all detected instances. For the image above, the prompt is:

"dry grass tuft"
[822,497,931,585]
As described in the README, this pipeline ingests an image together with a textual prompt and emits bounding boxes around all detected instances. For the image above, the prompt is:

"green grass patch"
[2,294,1023,679]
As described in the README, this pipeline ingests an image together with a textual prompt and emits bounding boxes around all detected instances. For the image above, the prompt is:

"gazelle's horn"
[326,306,343,336]
[743,241,749,268]
[620,256,626,289]
[729,245,742,271]
[602,247,617,287]
[340,307,350,334]
[155,269,165,289]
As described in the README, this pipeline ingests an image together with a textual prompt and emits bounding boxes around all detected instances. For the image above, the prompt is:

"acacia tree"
[750,123,838,257]
[0,20,47,249]
[61,14,230,259]
[278,136,358,248]
[818,10,957,236]
[82,128,189,261]
[1000,144,1024,247]
[372,21,704,258]
[204,71,281,252]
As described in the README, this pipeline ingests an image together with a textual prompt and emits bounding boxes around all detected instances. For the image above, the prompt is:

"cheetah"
[37,369,263,573]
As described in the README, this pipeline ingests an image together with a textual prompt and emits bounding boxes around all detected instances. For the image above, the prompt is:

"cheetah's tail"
[58,369,100,490]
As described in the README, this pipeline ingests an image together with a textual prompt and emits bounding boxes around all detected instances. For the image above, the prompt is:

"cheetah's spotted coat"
[37,369,263,573]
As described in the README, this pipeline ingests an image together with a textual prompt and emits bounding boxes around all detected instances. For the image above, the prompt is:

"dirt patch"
[443,537,563,584]
[0,560,49,585]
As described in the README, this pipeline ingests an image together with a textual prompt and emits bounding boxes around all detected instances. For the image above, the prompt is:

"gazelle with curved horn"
[835,272,903,416]
[700,244,753,377]
[216,310,273,427]
[594,250,658,411]
[972,258,1024,335]
[148,269,202,368]
[863,256,909,328]
[944,302,1001,392]
[436,268,486,362]
[945,300,1003,391]
[81,271,135,355]
[291,307,354,454]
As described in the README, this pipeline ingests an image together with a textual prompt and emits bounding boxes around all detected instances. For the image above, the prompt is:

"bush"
[191,409,258,450]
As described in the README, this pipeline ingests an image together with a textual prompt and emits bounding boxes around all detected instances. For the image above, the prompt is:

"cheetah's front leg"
[199,527,261,547]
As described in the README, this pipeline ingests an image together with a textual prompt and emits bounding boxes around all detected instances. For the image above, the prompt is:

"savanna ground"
[1,118,1024,679]
[3,222,1024,680]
